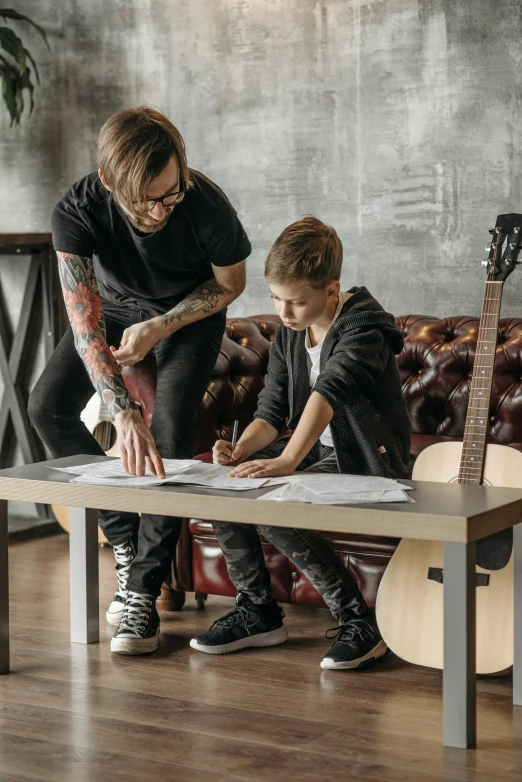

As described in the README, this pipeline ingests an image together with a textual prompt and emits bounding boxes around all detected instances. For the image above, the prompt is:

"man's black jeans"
[28,299,226,597]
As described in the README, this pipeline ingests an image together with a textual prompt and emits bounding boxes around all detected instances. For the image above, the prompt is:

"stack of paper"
[260,473,414,505]
[52,459,284,491]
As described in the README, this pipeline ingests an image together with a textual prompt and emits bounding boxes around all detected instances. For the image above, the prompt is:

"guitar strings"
[458,230,505,484]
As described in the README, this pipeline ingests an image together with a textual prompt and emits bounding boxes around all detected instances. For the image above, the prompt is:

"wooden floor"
[1,536,521,782]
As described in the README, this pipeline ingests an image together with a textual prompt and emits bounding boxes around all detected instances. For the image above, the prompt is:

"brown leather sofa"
[123,314,522,612]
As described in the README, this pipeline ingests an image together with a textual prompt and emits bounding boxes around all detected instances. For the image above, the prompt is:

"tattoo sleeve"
[56,252,134,418]
[159,277,228,329]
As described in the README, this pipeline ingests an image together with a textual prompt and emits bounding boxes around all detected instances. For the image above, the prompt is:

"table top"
[0,455,522,543]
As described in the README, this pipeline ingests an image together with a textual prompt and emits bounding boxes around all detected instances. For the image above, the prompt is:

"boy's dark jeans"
[28,299,226,597]
[212,437,368,620]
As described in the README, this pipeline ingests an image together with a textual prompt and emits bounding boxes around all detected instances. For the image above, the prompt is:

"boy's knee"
[256,524,281,544]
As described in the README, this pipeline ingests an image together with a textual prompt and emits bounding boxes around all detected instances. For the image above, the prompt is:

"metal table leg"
[69,507,99,644]
[443,541,477,748]
[514,523,522,706]
[0,499,9,673]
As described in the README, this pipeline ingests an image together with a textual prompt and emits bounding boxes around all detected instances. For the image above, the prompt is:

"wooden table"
[0,454,521,750]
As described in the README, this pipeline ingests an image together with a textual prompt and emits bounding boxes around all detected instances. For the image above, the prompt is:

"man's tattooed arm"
[158,261,246,335]
[56,252,135,418]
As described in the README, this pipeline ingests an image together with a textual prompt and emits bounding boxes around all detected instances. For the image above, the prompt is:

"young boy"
[190,216,411,669]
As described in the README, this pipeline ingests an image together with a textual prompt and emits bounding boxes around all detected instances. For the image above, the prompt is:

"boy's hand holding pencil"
[212,421,244,466]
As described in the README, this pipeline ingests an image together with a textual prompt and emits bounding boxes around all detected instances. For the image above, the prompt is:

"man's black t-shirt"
[51,169,251,309]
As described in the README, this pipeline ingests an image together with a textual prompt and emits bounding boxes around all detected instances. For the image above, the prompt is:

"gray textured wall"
[1,0,522,318]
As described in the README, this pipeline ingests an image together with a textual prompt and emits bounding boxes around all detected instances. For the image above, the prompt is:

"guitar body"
[52,394,118,543]
[376,442,522,673]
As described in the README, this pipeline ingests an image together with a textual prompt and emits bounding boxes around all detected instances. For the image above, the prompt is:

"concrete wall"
[1,0,522,320]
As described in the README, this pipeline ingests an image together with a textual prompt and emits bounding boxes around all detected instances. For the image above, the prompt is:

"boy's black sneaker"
[110,591,160,655]
[320,608,387,670]
[190,593,287,654]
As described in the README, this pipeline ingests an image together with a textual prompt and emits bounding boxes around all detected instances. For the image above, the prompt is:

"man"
[29,106,250,655]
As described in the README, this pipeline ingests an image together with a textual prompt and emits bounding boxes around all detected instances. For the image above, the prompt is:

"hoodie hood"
[335,286,404,354]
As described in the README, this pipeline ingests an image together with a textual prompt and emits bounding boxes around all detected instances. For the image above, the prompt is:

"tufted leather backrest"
[192,315,282,455]
[397,315,522,444]
[123,314,522,455]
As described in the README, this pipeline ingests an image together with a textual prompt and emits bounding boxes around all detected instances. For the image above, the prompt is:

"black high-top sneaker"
[190,593,287,654]
[320,607,387,670]
[110,591,160,655]
[105,540,136,626]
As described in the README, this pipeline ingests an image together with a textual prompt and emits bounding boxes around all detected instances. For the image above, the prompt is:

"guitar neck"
[458,281,503,484]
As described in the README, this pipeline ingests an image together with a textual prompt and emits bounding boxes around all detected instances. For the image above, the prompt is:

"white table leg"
[514,523,522,706]
[0,499,9,673]
[69,507,99,644]
[443,541,477,748]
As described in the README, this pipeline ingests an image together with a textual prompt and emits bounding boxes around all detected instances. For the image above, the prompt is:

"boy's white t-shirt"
[305,291,351,448]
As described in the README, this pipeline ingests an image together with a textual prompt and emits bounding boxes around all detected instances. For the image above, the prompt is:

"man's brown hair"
[265,215,343,289]
[97,106,191,215]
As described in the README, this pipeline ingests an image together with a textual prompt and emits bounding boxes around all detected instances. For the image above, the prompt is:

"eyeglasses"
[142,188,186,212]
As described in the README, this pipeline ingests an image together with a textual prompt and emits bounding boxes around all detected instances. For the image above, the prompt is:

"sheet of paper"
[159,463,289,491]
[53,458,196,478]
[69,474,168,488]
[258,482,414,505]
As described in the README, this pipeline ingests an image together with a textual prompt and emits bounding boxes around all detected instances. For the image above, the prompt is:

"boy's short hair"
[265,215,343,289]
[97,105,192,216]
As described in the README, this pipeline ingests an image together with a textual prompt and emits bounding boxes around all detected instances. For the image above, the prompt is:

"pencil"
[230,419,239,462]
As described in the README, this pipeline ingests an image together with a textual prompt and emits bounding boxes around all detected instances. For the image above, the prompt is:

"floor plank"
[1,534,521,781]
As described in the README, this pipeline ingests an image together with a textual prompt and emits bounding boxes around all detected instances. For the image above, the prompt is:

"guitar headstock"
[484,213,522,282]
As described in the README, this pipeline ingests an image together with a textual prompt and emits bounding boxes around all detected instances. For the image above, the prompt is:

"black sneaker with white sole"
[110,591,160,655]
[106,540,136,626]
[320,608,387,670]
[190,593,287,655]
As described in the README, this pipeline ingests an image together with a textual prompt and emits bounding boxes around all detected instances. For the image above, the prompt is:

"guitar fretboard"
[458,281,503,484]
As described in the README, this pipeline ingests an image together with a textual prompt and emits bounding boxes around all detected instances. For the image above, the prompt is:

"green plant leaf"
[0,57,19,123]
[0,52,36,124]
[0,8,50,50]
[0,26,28,73]
[23,39,39,83]
[0,9,48,125]
[17,63,34,113]
[0,26,41,85]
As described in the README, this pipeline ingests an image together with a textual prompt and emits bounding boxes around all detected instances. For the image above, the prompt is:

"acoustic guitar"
[52,393,117,542]
[376,213,522,674]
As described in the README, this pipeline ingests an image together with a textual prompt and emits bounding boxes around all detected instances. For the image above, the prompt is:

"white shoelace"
[117,591,153,636]
[113,542,135,598]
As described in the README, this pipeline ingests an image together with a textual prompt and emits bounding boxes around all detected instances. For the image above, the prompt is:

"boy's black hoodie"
[254,286,411,478]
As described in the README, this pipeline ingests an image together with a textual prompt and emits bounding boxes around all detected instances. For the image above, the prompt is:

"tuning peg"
[485,244,492,251]
[482,259,489,267]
